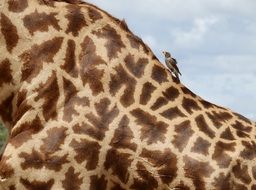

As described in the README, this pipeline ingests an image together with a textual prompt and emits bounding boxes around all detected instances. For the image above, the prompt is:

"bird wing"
[172,63,182,75]
[172,58,178,64]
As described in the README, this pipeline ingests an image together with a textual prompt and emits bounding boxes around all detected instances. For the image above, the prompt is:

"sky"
[87,0,256,121]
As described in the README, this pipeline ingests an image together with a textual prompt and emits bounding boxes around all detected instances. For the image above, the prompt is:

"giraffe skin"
[0,0,255,189]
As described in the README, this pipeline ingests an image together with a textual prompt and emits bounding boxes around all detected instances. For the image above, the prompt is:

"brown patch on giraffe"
[140,82,156,105]
[0,13,19,53]
[160,107,186,120]
[183,155,214,190]
[131,108,168,144]
[19,149,68,171]
[8,0,28,12]
[212,173,231,190]
[124,54,148,78]
[206,111,233,129]
[0,59,13,87]
[104,149,132,183]
[252,166,256,180]
[141,148,178,183]
[130,162,158,190]
[90,175,107,190]
[79,36,106,95]
[70,138,100,170]
[61,39,78,78]
[40,127,67,154]
[252,185,256,190]
[79,98,119,140]
[34,72,60,121]
[220,127,235,141]
[232,161,252,184]
[0,93,14,124]
[174,183,190,190]
[8,185,16,190]
[191,137,211,156]
[23,10,60,35]
[172,120,194,152]
[110,65,136,107]
[150,97,168,111]
[151,65,168,84]
[212,141,236,168]
[65,4,88,36]
[181,86,197,98]
[126,33,151,55]
[182,97,201,114]
[163,86,180,101]
[195,115,215,139]
[111,183,125,190]
[62,167,83,190]
[110,115,137,151]
[234,112,252,124]
[233,183,247,190]
[88,7,103,23]
[0,156,14,179]
[93,24,125,60]
[63,77,89,122]
[20,178,54,190]
[10,116,43,148]
[20,37,63,82]
[232,121,252,138]
[13,90,32,124]
[240,141,256,160]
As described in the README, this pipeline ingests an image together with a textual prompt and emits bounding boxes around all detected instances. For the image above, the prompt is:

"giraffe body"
[0,1,256,189]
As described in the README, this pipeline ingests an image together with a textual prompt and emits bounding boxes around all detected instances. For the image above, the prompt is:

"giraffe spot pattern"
[240,141,256,160]
[87,7,103,23]
[20,178,54,190]
[61,39,78,78]
[40,127,67,154]
[23,10,60,35]
[0,156,14,179]
[172,120,194,152]
[92,24,125,60]
[124,53,148,78]
[110,65,136,107]
[0,93,14,124]
[212,173,231,190]
[34,72,60,121]
[90,175,107,190]
[110,115,137,151]
[150,97,168,111]
[10,116,43,148]
[130,162,158,190]
[212,141,236,168]
[8,0,28,12]
[220,127,235,141]
[162,86,180,101]
[20,37,63,82]
[63,77,89,122]
[195,114,215,139]
[131,108,168,144]
[232,161,252,184]
[0,13,19,52]
[62,167,83,190]
[0,59,13,88]
[65,4,88,36]
[140,82,156,105]
[70,138,100,170]
[151,65,168,84]
[79,36,106,95]
[182,97,201,114]
[160,107,186,121]
[104,148,132,183]
[191,137,211,156]
[19,149,69,171]
[184,155,214,190]
[140,148,178,183]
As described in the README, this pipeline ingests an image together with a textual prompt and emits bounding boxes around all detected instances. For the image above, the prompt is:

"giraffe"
[0,0,255,189]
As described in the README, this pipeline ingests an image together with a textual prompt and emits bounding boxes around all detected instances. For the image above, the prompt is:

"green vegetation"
[0,123,7,151]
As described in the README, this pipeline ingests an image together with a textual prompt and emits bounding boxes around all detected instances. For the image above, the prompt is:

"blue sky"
[87,0,256,120]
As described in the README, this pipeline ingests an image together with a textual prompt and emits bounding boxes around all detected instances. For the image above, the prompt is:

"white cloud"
[171,17,218,49]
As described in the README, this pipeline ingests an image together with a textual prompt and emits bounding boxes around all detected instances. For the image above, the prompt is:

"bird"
[162,51,181,80]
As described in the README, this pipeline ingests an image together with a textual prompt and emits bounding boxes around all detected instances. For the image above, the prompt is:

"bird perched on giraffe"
[162,51,181,81]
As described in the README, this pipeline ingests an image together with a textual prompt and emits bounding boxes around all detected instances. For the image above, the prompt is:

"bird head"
[162,51,171,58]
